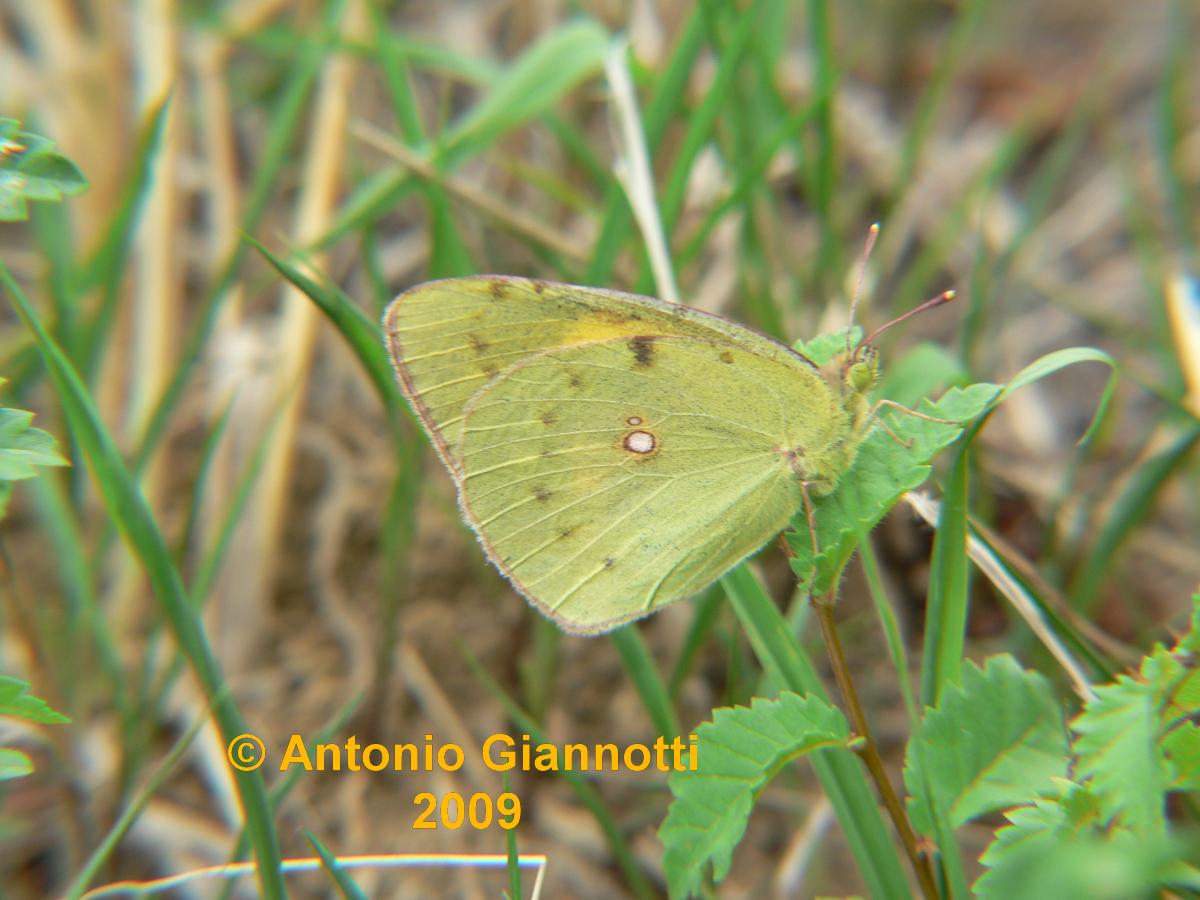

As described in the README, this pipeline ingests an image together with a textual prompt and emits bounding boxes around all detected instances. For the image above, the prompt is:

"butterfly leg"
[799,480,820,558]
[777,481,822,596]
[869,398,960,448]
[873,397,958,425]
[871,415,914,448]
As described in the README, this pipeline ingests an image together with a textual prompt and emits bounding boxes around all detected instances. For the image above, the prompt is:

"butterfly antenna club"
[845,222,881,357]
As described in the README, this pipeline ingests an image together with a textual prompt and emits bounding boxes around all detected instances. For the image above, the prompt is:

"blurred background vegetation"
[0,0,1196,896]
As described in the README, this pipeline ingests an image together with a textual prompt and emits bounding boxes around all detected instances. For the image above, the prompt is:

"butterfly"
[383,275,950,634]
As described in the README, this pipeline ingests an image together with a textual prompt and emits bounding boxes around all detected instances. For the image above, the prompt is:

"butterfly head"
[823,342,880,442]
[839,290,955,398]
[829,290,955,441]
[843,344,880,396]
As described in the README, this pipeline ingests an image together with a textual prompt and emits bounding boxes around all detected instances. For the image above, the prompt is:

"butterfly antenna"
[856,289,956,352]
[846,222,881,358]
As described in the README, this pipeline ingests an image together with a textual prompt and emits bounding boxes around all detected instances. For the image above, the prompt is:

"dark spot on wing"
[489,281,506,301]
[469,334,490,355]
[558,525,575,539]
[603,557,615,569]
[629,336,655,368]
[482,363,499,378]
[720,350,735,364]
[532,280,546,294]
[533,487,552,503]
[540,410,558,425]
[567,371,584,389]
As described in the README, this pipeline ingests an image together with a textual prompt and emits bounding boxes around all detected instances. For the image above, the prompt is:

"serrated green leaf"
[658,692,851,899]
[1162,722,1200,790]
[0,407,69,481]
[1155,610,1200,789]
[785,382,999,594]
[0,747,34,781]
[975,788,1175,900]
[1072,670,1171,835]
[785,343,1111,596]
[1165,667,1200,718]
[904,655,1067,833]
[793,326,862,367]
[0,676,69,724]
[0,187,25,219]
[0,122,88,222]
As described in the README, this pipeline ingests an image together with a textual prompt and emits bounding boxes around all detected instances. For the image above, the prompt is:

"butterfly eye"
[845,355,878,393]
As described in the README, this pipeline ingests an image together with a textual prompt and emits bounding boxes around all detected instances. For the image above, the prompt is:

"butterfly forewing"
[384,276,818,475]
[455,336,834,633]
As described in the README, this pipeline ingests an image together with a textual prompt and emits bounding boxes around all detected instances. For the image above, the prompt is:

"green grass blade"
[1154,0,1197,263]
[994,347,1117,447]
[677,91,824,269]
[172,397,237,568]
[720,565,913,900]
[187,403,282,607]
[367,2,426,143]
[1,265,287,898]
[132,0,343,473]
[920,440,972,705]
[860,539,969,896]
[306,830,369,900]
[366,5,476,279]
[1070,422,1200,612]
[26,477,124,713]
[443,19,610,158]
[460,644,655,900]
[63,712,207,899]
[657,0,765,235]
[75,94,170,297]
[324,19,610,247]
[805,0,839,284]
[584,9,707,285]
[517,617,560,725]
[504,772,523,899]
[217,695,363,900]
[609,627,680,739]
[668,586,724,698]
[965,518,1117,681]
[891,0,986,201]
[248,236,404,417]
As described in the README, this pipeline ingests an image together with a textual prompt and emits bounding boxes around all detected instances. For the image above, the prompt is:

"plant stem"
[813,591,940,899]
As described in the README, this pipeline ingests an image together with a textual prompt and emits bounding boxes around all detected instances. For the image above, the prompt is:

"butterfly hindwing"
[454,335,837,633]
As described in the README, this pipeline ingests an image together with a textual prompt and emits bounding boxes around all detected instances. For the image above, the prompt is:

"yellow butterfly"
[384,276,946,634]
